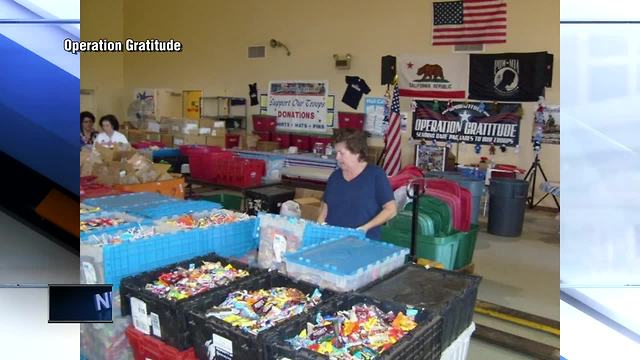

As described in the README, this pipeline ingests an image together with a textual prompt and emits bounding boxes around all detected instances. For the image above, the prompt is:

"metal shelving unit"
[199,96,247,130]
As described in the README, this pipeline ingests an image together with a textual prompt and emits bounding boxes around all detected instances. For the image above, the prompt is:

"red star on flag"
[407,62,414,69]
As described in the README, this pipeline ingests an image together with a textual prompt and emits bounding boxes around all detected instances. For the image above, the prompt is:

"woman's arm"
[359,200,397,232]
[316,201,328,224]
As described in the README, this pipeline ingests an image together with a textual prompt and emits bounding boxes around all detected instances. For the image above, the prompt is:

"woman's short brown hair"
[334,128,368,162]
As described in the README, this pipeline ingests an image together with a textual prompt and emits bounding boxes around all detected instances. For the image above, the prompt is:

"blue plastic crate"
[152,147,181,158]
[301,222,366,247]
[209,218,259,257]
[124,200,223,219]
[83,192,176,211]
[284,236,409,292]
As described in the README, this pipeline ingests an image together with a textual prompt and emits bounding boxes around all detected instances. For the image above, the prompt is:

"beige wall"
[80,0,125,124]
[83,0,560,206]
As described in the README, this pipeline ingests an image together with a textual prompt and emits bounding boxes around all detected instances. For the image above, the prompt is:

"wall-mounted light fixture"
[269,39,290,56]
[333,54,352,69]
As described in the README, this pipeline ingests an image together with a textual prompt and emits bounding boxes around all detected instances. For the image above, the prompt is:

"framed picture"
[415,144,446,172]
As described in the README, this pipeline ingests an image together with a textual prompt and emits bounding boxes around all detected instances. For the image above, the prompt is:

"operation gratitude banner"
[267,81,329,133]
[412,100,522,146]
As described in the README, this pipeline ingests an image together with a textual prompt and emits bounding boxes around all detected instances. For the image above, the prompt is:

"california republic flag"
[398,54,469,99]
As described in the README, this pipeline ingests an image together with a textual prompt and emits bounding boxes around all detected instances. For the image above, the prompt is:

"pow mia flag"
[469,52,553,102]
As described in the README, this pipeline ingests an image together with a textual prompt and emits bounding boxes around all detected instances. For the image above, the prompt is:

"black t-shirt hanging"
[342,76,371,110]
[248,83,258,106]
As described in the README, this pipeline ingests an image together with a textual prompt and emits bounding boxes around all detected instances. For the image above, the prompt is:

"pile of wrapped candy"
[145,261,250,301]
[286,304,419,359]
[168,210,250,230]
[80,205,101,214]
[80,216,129,232]
[83,226,156,245]
[206,287,323,335]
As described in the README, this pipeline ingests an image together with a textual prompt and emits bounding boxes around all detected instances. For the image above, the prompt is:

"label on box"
[214,121,225,128]
[210,130,218,136]
[130,297,150,335]
[208,333,233,359]
[81,261,97,284]
[174,138,184,145]
[199,127,211,135]
[172,125,180,132]
[273,234,287,263]
[150,312,161,337]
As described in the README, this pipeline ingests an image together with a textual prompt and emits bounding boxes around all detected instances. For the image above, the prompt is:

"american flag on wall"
[382,84,402,176]
[432,0,507,46]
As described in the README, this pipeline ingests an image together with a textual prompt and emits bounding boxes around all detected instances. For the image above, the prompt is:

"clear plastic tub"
[284,236,409,292]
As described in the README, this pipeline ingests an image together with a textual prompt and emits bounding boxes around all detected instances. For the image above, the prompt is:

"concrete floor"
[467,209,560,360]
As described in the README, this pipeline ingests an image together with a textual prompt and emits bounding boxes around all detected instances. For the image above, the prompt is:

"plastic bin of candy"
[80,212,149,236]
[80,292,133,360]
[187,271,336,360]
[123,200,222,219]
[265,293,443,360]
[83,192,175,211]
[359,264,481,350]
[284,236,409,292]
[157,210,259,258]
[125,326,196,360]
[301,222,365,247]
[120,254,259,350]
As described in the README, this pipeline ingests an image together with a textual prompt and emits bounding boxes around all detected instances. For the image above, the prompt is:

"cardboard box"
[127,129,147,144]
[295,197,322,221]
[182,120,200,135]
[160,134,174,147]
[206,135,226,147]
[295,188,324,200]
[146,132,161,142]
[94,145,137,162]
[184,135,207,145]
[256,141,279,152]
[173,135,185,146]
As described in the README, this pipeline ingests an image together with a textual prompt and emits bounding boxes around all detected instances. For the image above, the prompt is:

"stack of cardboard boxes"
[293,188,324,221]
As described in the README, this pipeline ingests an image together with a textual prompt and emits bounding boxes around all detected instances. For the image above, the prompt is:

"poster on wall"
[415,144,446,172]
[469,52,554,102]
[532,105,560,144]
[133,89,156,116]
[412,100,522,146]
[182,90,202,120]
[364,97,388,136]
[398,54,468,99]
[266,81,330,133]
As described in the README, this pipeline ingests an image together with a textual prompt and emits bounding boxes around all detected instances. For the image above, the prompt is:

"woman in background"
[95,114,128,146]
[80,111,98,147]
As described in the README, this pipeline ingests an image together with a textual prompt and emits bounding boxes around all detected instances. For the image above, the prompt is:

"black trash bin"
[488,179,529,237]
[245,185,295,216]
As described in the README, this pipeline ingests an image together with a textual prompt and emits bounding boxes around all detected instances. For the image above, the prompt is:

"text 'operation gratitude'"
[64,39,182,54]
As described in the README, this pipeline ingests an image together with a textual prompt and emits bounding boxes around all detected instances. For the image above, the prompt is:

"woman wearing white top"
[95,115,128,146]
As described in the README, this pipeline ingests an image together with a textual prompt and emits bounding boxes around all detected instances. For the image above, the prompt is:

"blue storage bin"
[209,218,259,257]
[124,200,223,219]
[284,236,409,292]
[83,192,176,211]
[301,222,365,247]
[152,148,181,158]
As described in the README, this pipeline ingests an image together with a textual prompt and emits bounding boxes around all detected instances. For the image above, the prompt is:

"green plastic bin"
[454,224,479,269]
[198,193,243,211]
[385,210,435,237]
[404,195,453,236]
[381,226,461,270]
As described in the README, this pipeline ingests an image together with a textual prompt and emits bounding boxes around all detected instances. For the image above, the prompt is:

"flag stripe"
[434,32,506,39]
[433,39,506,46]
[464,10,506,17]
[399,88,466,98]
[434,25,506,32]
[464,3,506,10]
[382,85,402,176]
[463,18,507,24]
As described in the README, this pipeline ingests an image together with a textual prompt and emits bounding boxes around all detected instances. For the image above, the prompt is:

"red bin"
[225,134,240,149]
[273,133,291,148]
[290,134,311,152]
[338,112,365,130]
[252,115,278,132]
[253,131,272,142]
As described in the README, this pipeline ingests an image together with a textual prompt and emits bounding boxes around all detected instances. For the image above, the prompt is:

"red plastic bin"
[458,188,472,232]
[179,145,222,157]
[338,112,365,130]
[253,131,272,142]
[125,326,196,360]
[233,158,266,188]
[188,151,234,182]
[310,136,333,152]
[425,179,461,198]
[252,114,277,132]
[290,134,311,152]
[132,141,164,149]
[273,132,291,148]
[225,134,240,149]
[426,188,466,232]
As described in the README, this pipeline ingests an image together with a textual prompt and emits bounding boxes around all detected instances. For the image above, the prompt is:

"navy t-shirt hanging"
[248,83,258,106]
[468,52,554,102]
[342,76,371,110]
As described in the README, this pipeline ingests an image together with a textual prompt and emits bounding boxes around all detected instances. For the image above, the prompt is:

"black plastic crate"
[154,155,189,173]
[245,186,295,216]
[119,253,259,350]
[265,293,443,360]
[358,264,480,350]
[187,271,336,360]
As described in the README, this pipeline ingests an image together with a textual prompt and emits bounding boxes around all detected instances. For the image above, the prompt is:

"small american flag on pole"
[382,84,402,176]
[432,0,507,46]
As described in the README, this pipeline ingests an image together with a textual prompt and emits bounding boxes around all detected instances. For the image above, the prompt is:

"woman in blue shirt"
[317,129,397,240]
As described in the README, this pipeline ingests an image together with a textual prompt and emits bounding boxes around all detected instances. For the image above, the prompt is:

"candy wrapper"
[206,287,323,335]
[82,225,156,245]
[286,303,418,359]
[80,215,130,233]
[80,204,101,215]
[144,261,250,301]
[257,214,306,270]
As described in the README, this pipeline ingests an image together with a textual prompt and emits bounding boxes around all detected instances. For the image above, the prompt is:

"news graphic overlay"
[48,284,113,323]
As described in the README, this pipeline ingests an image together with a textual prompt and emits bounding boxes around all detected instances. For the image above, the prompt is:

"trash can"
[488,179,529,236]
[245,185,295,216]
